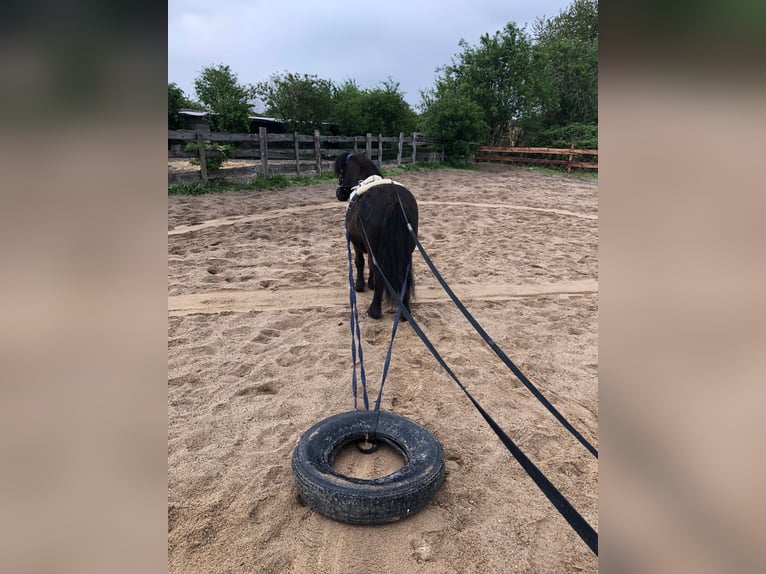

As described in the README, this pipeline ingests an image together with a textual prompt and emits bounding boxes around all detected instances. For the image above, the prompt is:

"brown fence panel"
[169,130,443,183]
[475,145,598,173]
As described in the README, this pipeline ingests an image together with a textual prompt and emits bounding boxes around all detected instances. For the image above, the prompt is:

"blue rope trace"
[345,223,368,410]
[369,262,410,435]
[344,210,409,434]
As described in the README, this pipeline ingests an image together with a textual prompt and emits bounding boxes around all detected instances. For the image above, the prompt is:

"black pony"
[335,152,418,319]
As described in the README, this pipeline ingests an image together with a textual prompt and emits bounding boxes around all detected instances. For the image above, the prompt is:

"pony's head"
[335,152,382,201]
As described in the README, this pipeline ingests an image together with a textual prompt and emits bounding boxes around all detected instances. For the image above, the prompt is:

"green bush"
[184,141,233,171]
[527,122,597,149]
[419,93,486,164]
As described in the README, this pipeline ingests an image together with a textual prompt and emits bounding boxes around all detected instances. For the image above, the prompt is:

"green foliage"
[331,80,366,135]
[168,172,333,196]
[184,141,233,171]
[255,72,334,133]
[526,122,598,149]
[249,174,291,190]
[358,79,418,136]
[533,0,598,44]
[168,179,236,195]
[428,23,535,146]
[168,83,198,129]
[193,64,255,133]
[525,165,598,179]
[531,0,598,127]
[419,86,486,163]
[167,166,457,196]
[417,0,597,150]
[330,78,417,136]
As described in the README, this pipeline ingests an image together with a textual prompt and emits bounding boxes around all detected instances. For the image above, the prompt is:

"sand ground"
[168,163,598,573]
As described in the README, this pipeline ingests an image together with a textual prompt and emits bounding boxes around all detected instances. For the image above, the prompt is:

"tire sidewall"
[292,410,445,524]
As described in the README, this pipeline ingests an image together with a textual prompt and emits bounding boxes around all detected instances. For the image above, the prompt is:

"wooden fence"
[168,129,444,184]
[474,145,598,173]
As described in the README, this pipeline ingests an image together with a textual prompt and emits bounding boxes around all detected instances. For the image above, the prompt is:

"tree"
[331,80,366,135]
[168,82,198,129]
[255,72,334,133]
[193,64,255,133]
[420,83,486,163]
[533,0,598,44]
[432,23,535,146]
[358,79,418,136]
[532,0,598,127]
[331,78,418,136]
[417,0,598,150]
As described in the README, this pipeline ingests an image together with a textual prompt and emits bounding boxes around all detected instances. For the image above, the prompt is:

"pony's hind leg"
[367,281,383,319]
[353,245,366,292]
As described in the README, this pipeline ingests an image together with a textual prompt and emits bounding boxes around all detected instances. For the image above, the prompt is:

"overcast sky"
[169,0,574,111]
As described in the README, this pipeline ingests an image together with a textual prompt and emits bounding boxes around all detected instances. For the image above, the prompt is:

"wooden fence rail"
[168,130,443,184]
[475,144,598,173]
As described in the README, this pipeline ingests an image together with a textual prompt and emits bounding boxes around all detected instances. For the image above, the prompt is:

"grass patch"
[523,165,599,180]
[167,179,239,195]
[168,172,337,195]
[167,163,458,195]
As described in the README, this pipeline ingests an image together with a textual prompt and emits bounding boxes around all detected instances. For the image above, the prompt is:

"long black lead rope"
[398,205,598,459]
[366,242,598,556]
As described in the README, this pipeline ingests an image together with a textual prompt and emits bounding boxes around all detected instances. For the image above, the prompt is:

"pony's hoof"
[367,307,382,319]
[355,282,366,292]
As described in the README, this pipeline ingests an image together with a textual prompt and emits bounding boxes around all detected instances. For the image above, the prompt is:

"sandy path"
[168,279,597,315]
[168,164,598,573]
[168,199,596,237]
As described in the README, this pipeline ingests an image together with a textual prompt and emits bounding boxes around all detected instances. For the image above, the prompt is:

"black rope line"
[343,184,599,554]
[369,249,598,556]
[394,192,597,459]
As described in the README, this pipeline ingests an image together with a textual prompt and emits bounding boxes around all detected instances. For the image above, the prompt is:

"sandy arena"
[168,163,599,573]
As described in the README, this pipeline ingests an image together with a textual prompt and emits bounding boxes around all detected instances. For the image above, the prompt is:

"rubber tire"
[292,410,445,525]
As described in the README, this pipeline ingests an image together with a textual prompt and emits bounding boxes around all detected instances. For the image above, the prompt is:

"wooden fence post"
[365,133,372,158]
[397,132,404,167]
[353,136,359,154]
[294,132,301,176]
[411,132,418,164]
[314,130,322,176]
[259,127,269,177]
[378,134,383,168]
[567,142,574,174]
[196,131,208,184]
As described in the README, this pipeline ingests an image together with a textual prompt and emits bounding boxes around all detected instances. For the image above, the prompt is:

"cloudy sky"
[169,0,573,111]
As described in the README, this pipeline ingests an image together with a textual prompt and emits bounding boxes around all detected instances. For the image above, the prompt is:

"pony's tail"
[377,200,415,309]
